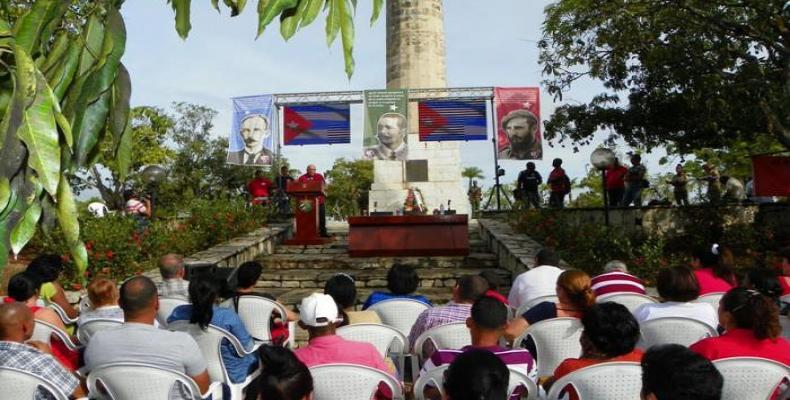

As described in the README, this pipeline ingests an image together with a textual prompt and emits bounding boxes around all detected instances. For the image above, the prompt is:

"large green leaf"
[73,89,111,167]
[116,121,133,181]
[9,200,41,256]
[40,32,70,74]
[0,177,9,214]
[256,0,298,38]
[109,63,131,147]
[336,0,354,78]
[370,0,383,26]
[15,47,61,197]
[325,0,340,46]
[0,19,11,37]
[13,0,67,56]
[299,0,324,28]
[234,0,248,16]
[279,4,300,41]
[76,14,106,77]
[170,0,192,39]
[211,0,220,11]
[45,36,81,100]
[56,176,87,278]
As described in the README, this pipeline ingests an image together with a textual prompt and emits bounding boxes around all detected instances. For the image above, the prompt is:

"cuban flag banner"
[282,103,351,145]
[418,99,488,142]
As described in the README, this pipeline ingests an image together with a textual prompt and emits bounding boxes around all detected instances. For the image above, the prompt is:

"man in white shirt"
[508,248,563,310]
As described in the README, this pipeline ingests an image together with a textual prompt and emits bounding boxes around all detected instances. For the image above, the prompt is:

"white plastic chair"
[77,318,123,345]
[78,296,93,313]
[337,323,407,375]
[0,365,70,400]
[87,362,223,400]
[412,322,471,373]
[596,292,657,313]
[309,363,403,400]
[413,364,539,400]
[219,296,290,344]
[546,361,642,400]
[713,357,790,400]
[637,317,717,349]
[48,302,78,326]
[168,321,261,400]
[156,297,189,328]
[693,292,726,310]
[781,315,790,340]
[516,295,559,317]
[32,319,80,351]
[368,298,430,337]
[513,317,583,377]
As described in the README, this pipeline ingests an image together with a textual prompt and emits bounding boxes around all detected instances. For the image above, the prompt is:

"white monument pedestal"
[368,133,470,215]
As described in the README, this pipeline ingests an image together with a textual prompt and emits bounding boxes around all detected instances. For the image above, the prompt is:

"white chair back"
[79,296,93,313]
[637,317,717,349]
[219,296,288,343]
[87,362,212,400]
[516,295,559,317]
[77,318,123,345]
[309,363,403,400]
[156,297,189,328]
[32,320,80,351]
[596,292,657,313]
[413,364,539,400]
[547,362,642,400]
[693,292,726,310]
[0,366,69,400]
[368,298,430,337]
[412,322,471,367]
[514,317,583,377]
[47,303,78,326]
[713,357,790,400]
[781,315,790,340]
[336,323,407,375]
[168,321,259,400]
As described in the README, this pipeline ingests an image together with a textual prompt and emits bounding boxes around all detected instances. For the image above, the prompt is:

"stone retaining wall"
[478,219,551,278]
[183,223,293,269]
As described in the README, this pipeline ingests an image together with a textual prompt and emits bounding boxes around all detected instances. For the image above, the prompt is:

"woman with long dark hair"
[258,346,313,400]
[691,245,736,295]
[691,287,790,365]
[167,275,258,383]
[324,273,381,326]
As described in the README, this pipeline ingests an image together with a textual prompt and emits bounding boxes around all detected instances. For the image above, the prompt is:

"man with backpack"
[547,158,571,208]
[517,162,543,209]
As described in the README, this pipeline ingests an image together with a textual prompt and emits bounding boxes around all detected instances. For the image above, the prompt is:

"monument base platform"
[347,214,469,257]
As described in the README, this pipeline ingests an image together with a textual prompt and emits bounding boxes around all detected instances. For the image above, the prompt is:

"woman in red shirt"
[691,287,790,365]
[691,245,737,295]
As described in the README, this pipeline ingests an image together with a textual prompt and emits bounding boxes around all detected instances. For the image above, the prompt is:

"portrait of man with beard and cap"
[498,109,542,160]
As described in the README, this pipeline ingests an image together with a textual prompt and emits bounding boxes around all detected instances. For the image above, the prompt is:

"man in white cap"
[294,293,392,374]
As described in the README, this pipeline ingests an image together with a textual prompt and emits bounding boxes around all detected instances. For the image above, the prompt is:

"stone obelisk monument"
[368,0,469,215]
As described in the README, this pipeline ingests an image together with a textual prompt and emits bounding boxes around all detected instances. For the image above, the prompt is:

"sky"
[120,1,669,193]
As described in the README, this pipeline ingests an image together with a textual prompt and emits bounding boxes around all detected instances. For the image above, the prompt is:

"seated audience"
[479,270,509,305]
[25,254,79,319]
[78,278,123,326]
[324,273,381,326]
[156,253,190,300]
[418,296,536,400]
[5,272,78,370]
[690,245,736,295]
[633,266,718,329]
[408,275,489,350]
[508,248,564,310]
[590,260,646,296]
[774,246,790,296]
[363,264,431,309]
[641,344,723,400]
[229,261,295,344]
[0,303,86,399]
[505,269,596,342]
[258,345,313,400]
[168,275,258,384]
[544,302,643,396]
[83,277,212,398]
[443,349,509,400]
[690,287,790,365]
[742,268,782,306]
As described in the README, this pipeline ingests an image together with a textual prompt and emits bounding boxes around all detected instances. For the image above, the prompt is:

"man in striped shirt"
[417,296,537,399]
[590,260,646,297]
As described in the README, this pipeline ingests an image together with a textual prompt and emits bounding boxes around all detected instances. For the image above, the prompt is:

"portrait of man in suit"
[227,114,274,165]
[364,112,408,161]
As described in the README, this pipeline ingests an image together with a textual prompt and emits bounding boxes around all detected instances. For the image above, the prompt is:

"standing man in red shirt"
[247,170,273,205]
[298,164,329,237]
[547,158,571,208]
[605,158,628,206]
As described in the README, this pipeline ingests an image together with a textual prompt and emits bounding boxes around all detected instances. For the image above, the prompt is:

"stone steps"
[258,252,498,270]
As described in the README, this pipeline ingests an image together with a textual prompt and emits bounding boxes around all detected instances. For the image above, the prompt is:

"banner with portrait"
[494,87,542,160]
[363,89,409,161]
[228,95,276,166]
[751,155,790,197]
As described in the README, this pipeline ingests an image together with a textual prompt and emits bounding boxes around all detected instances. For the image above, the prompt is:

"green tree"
[461,166,484,190]
[540,1,789,153]
[569,167,605,208]
[0,0,374,272]
[324,158,373,219]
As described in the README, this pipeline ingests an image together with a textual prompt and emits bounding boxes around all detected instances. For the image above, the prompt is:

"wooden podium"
[284,180,329,245]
